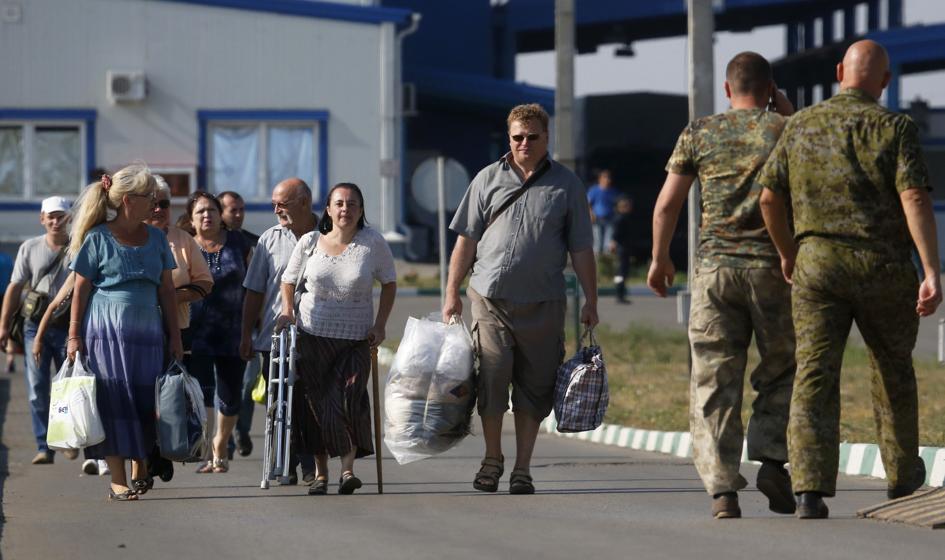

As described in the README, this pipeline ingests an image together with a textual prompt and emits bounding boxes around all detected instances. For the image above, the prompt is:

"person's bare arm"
[647,173,694,297]
[158,269,183,361]
[32,272,75,361]
[900,187,942,316]
[66,274,94,362]
[760,188,797,283]
[274,283,296,331]
[368,282,397,347]
[441,235,477,322]
[0,282,25,347]
[570,248,598,327]
[239,289,265,361]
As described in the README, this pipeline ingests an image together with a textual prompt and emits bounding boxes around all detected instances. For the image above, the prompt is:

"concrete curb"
[540,416,945,487]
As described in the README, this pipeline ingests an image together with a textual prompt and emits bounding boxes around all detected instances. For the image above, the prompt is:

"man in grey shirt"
[443,103,599,494]
[0,196,72,465]
[239,177,317,483]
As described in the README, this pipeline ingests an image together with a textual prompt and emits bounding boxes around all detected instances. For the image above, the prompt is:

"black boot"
[887,457,926,500]
[796,492,828,519]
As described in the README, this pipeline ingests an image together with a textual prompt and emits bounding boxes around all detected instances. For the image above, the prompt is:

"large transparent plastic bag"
[384,314,475,464]
[47,352,106,450]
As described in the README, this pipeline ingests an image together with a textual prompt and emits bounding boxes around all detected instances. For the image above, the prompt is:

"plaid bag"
[554,328,608,433]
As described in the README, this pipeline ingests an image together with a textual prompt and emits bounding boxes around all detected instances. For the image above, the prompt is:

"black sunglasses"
[510,133,541,143]
[153,199,171,210]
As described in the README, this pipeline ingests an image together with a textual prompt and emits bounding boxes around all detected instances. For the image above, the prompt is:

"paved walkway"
[1,364,943,559]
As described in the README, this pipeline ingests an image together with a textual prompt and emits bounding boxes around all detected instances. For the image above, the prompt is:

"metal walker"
[260,324,297,489]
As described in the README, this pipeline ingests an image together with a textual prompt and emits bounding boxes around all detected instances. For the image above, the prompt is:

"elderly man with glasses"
[443,103,598,495]
[239,178,318,484]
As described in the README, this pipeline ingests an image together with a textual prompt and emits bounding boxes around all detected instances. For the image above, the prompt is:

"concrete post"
[554,0,576,171]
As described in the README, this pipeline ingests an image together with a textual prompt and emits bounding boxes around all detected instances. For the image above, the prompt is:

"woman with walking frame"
[277,182,396,495]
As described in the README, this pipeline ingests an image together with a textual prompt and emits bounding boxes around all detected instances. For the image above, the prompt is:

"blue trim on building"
[196,109,330,202]
[159,0,412,25]
[0,202,42,211]
[0,108,97,193]
[407,67,555,112]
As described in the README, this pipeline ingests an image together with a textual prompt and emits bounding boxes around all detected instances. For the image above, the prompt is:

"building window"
[0,122,86,198]
[198,111,328,202]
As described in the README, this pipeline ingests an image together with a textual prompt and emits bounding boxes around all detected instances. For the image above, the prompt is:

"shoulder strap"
[31,246,67,292]
[484,158,553,232]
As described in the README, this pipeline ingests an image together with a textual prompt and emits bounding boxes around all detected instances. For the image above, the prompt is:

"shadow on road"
[0,378,10,544]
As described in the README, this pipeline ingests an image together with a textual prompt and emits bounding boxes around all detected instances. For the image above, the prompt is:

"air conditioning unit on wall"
[106,71,147,104]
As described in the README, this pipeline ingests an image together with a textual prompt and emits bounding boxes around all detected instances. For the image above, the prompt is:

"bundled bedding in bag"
[384,314,475,464]
[155,360,208,462]
[47,352,106,450]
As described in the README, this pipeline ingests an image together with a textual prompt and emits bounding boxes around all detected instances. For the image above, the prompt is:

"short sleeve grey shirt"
[11,235,71,299]
[243,224,304,351]
[450,156,593,302]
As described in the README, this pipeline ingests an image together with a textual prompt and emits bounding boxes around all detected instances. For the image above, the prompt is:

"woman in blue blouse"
[186,192,251,474]
[67,164,182,501]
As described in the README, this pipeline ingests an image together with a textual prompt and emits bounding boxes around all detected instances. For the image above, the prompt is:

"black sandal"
[131,476,154,495]
[308,478,329,496]
[509,469,535,495]
[338,472,362,495]
[473,456,504,493]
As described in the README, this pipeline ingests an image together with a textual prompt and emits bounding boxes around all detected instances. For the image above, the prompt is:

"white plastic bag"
[47,352,106,450]
[384,314,475,464]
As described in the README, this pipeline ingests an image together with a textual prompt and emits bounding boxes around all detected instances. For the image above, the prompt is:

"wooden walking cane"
[371,347,384,494]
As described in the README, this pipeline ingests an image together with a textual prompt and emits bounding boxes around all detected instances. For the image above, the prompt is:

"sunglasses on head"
[510,133,541,143]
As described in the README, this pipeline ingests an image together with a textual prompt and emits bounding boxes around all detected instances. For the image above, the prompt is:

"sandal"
[107,487,139,502]
[473,455,504,493]
[308,478,329,496]
[338,472,362,495]
[195,461,214,474]
[131,476,154,495]
[509,469,535,495]
[211,457,229,474]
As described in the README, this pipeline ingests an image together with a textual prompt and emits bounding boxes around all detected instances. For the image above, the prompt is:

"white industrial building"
[0,0,417,241]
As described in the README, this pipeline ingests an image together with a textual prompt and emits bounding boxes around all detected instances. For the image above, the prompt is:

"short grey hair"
[153,175,171,198]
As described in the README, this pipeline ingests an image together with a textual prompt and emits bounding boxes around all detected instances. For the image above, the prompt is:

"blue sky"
[517,0,945,112]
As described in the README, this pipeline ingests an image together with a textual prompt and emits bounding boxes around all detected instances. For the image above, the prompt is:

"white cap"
[41,196,71,214]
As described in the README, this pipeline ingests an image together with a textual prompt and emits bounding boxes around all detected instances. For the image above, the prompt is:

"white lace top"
[282,227,396,340]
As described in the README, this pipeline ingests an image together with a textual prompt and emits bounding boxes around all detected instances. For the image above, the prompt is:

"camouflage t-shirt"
[666,108,786,268]
[757,87,931,260]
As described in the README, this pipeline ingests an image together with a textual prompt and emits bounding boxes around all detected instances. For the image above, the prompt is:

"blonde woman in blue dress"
[67,164,182,501]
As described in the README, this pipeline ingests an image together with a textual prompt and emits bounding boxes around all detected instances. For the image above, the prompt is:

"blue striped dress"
[71,224,176,459]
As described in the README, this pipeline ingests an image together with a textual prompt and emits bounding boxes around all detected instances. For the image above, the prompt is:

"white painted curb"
[540,416,945,487]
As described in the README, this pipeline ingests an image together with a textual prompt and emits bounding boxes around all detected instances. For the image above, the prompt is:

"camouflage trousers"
[789,240,920,496]
[689,266,796,496]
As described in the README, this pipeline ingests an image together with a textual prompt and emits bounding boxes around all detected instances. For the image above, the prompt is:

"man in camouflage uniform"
[648,52,796,519]
[759,40,941,519]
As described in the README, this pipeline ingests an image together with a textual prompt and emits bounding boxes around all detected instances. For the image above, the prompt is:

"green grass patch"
[573,324,945,447]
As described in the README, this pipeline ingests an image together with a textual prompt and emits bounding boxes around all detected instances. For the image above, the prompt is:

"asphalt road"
[1,368,943,559]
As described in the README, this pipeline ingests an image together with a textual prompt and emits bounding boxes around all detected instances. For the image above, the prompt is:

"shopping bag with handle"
[47,352,106,450]
[554,327,608,433]
[155,360,208,462]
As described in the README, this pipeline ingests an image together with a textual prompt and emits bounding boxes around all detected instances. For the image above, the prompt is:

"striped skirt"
[296,332,373,459]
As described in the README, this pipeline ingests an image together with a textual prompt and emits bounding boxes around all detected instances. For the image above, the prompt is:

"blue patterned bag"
[554,328,608,433]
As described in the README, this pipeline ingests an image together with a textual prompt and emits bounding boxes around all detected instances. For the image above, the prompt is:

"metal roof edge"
[158,0,413,26]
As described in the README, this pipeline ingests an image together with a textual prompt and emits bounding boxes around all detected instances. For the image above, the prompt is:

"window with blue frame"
[199,111,328,202]
[0,114,92,199]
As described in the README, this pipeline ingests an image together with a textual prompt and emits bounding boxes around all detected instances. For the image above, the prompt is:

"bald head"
[838,40,891,99]
[273,177,312,201]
